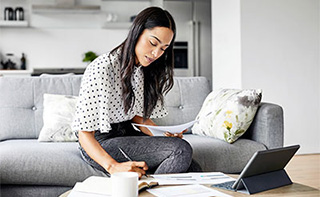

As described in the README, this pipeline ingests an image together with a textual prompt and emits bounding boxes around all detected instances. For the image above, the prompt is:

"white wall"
[241,0,320,154]
[212,0,320,154]
[0,28,127,69]
[211,0,242,89]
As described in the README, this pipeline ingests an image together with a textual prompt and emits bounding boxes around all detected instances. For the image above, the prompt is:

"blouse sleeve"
[72,55,112,133]
[149,99,168,119]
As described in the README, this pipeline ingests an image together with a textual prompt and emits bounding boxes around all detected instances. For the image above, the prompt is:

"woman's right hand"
[79,131,148,178]
[107,161,148,178]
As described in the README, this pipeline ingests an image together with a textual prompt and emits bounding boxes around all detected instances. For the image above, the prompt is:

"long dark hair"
[111,7,176,120]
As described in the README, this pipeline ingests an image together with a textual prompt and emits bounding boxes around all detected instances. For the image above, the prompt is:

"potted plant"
[83,51,98,63]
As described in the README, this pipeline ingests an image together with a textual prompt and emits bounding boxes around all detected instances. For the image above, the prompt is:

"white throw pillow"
[192,89,262,143]
[38,94,78,142]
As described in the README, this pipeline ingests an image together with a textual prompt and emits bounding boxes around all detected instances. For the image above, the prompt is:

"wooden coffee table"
[60,154,320,197]
[138,174,319,197]
[60,177,319,197]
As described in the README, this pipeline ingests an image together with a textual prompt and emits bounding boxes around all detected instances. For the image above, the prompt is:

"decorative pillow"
[191,89,262,143]
[38,94,78,142]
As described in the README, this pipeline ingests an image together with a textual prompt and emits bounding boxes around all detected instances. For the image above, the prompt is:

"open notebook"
[68,176,157,197]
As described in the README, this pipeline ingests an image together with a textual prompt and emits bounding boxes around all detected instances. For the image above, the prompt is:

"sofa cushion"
[192,89,262,143]
[0,139,105,186]
[183,134,267,173]
[38,94,78,142]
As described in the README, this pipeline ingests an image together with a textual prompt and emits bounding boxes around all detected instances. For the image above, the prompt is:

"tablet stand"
[237,169,292,194]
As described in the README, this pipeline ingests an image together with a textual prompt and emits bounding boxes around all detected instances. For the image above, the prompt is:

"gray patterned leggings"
[79,121,202,176]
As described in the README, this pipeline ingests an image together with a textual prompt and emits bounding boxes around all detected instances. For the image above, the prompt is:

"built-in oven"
[173,41,188,69]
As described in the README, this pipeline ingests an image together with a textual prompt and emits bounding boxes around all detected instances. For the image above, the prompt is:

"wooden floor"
[286,154,320,189]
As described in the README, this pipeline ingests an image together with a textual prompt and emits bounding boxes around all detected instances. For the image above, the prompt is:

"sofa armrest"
[243,102,284,149]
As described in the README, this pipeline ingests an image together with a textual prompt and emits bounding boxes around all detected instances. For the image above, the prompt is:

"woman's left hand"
[163,129,188,139]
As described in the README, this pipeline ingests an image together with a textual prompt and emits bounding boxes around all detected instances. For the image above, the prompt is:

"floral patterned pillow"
[38,94,78,142]
[191,89,262,143]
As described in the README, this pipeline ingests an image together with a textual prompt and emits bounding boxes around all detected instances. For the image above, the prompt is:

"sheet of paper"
[146,184,232,197]
[132,120,197,136]
[151,172,235,185]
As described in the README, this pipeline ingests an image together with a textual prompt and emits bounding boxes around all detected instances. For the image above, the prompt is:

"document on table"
[151,172,235,185]
[132,120,197,136]
[147,184,232,197]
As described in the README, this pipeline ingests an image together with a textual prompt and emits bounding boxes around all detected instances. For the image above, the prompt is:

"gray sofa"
[0,76,283,197]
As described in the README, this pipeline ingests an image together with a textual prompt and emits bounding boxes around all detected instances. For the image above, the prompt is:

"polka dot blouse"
[72,49,168,133]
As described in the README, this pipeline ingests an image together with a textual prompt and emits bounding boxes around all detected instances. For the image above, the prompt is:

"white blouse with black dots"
[72,49,168,133]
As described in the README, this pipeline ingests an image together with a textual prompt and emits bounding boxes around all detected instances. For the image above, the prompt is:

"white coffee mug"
[111,172,138,197]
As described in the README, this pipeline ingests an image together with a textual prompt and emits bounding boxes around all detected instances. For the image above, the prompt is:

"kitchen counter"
[0,69,33,77]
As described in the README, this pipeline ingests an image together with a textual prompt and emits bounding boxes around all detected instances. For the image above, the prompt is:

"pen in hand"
[118,147,133,161]
[118,147,149,178]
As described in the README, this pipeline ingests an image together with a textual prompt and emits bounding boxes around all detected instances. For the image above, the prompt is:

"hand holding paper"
[163,129,187,138]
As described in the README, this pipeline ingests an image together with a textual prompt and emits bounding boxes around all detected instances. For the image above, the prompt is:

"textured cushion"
[153,77,211,133]
[0,139,106,186]
[0,76,82,141]
[183,134,267,173]
[38,94,78,142]
[192,89,262,143]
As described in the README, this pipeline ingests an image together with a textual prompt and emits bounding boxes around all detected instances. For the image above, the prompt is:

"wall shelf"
[0,20,28,27]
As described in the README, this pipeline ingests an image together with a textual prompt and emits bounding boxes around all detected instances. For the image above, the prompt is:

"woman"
[73,7,201,178]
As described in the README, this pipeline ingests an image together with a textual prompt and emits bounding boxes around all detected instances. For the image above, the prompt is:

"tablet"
[232,144,300,189]
[212,144,300,192]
